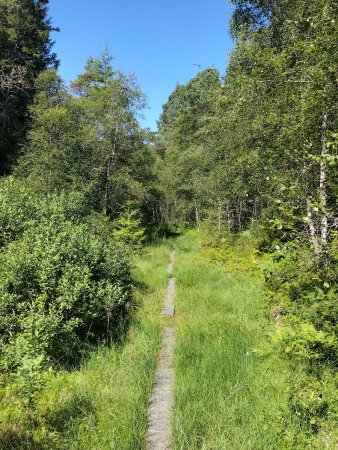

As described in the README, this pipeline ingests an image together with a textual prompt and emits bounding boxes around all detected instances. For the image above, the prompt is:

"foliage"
[0,240,168,449]
[0,213,132,366]
[0,0,58,174]
[156,68,222,226]
[0,177,132,414]
[16,52,159,221]
[0,176,91,247]
[264,237,338,435]
[112,201,145,252]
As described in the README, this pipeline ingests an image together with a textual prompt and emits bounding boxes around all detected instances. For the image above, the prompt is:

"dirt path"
[147,251,176,450]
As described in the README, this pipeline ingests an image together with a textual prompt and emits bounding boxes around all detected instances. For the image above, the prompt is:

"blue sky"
[48,1,234,130]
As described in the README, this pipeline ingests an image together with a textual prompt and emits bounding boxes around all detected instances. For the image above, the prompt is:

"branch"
[0,65,32,95]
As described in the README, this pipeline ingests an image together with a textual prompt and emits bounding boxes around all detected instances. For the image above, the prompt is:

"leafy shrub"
[0,177,40,246]
[0,214,132,380]
[264,237,338,436]
[0,177,91,247]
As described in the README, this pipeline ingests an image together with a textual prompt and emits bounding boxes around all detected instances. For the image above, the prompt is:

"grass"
[61,242,172,449]
[172,232,293,450]
[1,232,306,449]
[0,241,172,449]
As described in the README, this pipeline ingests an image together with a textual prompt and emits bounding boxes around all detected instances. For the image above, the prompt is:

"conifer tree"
[0,0,58,174]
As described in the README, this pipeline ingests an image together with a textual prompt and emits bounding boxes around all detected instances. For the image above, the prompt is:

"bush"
[0,177,91,247]
[264,237,338,436]
[0,177,40,246]
[0,214,132,380]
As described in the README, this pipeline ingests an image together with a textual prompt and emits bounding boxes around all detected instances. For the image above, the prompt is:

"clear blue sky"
[48,0,234,131]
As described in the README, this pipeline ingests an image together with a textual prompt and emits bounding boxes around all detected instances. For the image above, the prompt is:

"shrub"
[0,177,91,247]
[0,177,40,246]
[112,201,145,252]
[0,214,132,380]
[264,237,338,436]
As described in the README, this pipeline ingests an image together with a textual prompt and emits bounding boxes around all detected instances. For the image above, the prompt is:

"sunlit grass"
[172,232,293,450]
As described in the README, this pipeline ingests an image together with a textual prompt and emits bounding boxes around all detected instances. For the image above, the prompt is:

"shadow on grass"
[0,430,40,450]
[0,395,95,450]
[133,278,148,293]
[46,393,96,434]
[145,223,181,244]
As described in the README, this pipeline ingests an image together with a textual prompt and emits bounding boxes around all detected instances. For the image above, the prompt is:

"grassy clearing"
[172,232,293,450]
[0,241,172,450]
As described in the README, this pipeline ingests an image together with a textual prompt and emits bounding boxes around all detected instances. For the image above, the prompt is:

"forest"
[0,0,337,448]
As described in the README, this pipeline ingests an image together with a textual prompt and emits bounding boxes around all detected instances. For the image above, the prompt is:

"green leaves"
[16,52,157,219]
[0,0,58,174]
[0,179,133,408]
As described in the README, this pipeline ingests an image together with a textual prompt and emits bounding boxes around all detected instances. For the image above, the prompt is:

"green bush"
[264,237,338,435]
[0,177,40,246]
[0,177,91,247]
[0,215,132,379]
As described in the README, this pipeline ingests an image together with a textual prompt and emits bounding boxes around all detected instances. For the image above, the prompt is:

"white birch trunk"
[307,201,320,254]
[319,111,328,248]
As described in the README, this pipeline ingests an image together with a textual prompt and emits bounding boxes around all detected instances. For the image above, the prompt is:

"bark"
[319,110,328,248]
[104,127,118,215]
[195,206,200,227]
[218,200,222,230]
[104,156,111,215]
[307,201,320,255]
[0,66,32,95]
[237,199,243,231]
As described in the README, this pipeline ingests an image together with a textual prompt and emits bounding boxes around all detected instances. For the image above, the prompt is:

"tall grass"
[172,232,294,449]
[62,243,172,449]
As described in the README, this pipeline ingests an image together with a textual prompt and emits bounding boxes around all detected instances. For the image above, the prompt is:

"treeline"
[0,0,58,174]
[156,0,338,444]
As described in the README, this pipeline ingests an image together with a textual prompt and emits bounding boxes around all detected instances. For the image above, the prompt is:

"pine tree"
[0,0,58,174]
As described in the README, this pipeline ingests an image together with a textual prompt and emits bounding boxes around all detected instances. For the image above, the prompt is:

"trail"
[147,251,176,450]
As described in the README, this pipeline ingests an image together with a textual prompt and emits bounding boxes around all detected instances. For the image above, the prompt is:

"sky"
[48,0,234,131]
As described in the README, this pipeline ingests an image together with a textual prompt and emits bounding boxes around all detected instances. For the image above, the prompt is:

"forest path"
[147,251,176,450]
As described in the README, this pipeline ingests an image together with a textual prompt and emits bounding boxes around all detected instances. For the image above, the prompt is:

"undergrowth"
[0,242,172,449]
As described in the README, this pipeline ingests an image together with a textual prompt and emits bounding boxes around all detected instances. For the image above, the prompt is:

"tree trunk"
[195,206,200,228]
[218,200,222,230]
[319,110,328,248]
[307,201,320,255]
[104,156,111,215]
[238,199,242,231]
[104,127,118,215]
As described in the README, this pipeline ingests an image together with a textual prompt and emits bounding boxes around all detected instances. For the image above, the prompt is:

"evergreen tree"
[0,0,58,174]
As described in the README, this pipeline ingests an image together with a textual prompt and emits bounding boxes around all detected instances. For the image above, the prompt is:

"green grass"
[1,233,304,449]
[61,242,172,449]
[0,241,172,450]
[172,232,293,450]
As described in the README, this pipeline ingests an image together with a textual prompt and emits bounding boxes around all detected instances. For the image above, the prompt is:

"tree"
[157,68,222,225]
[70,51,150,215]
[0,0,58,174]
[17,51,158,221]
